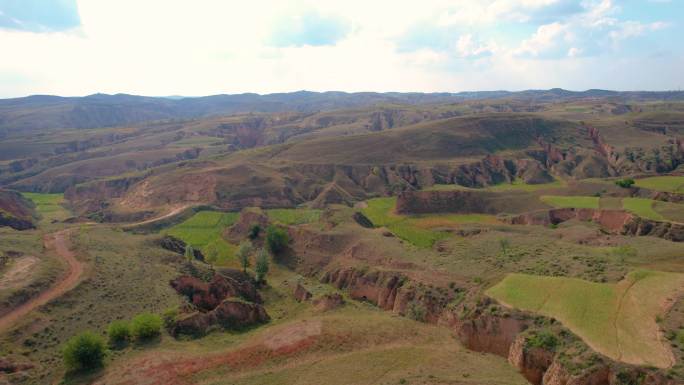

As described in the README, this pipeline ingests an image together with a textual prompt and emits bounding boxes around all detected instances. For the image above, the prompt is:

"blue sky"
[0,0,681,97]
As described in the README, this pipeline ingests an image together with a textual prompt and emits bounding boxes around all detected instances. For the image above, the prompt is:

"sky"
[0,0,682,98]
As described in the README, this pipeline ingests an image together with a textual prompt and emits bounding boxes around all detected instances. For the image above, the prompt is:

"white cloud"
[0,0,679,97]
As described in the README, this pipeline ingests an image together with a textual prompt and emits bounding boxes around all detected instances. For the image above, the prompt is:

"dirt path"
[0,229,84,332]
[123,205,192,228]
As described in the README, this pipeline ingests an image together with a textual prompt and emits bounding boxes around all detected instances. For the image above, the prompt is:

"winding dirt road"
[0,229,84,332]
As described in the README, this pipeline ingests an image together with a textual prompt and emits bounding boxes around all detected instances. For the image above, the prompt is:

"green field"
[634,176,684,193]
[22,192,71,225]
[487,270,684,368]
[361,197,497,248]
[540,195,599,209]
[266,208,321,225]
[166,210,239,265]
[622,198,665,221]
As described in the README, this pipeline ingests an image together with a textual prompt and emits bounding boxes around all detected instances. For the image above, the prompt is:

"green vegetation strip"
[361,197,496,248]
[540,195,599,209]
[166,211,239,265]
[487,270,684,368]
[622,198,665,221]
[266,208,321,225]
[634,176,684,193]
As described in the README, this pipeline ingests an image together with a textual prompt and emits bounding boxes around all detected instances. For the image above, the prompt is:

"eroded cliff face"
[507,208,684,242]
[319,266,678,385]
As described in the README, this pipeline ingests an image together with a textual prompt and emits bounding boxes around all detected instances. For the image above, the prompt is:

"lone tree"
[255,248,269,283]
[499,238,511,256]
[184,244,195,263]
[62,331,107,372]
[615,178,635,188]
[237,241,253,273]
[265,225,289,255]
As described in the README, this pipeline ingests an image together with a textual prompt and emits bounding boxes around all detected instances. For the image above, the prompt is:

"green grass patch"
[634,176,684,193]
[22,192,71,224]
[266,208,321,225]
[166,211,239,265]
[622,198,665,221]
[487,270,684,368]
[653,201,684,223]
[361,198,497,248]
[540,195,599,209]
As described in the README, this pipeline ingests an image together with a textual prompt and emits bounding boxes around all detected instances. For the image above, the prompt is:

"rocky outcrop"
[171,299,269,336]
[159,235,205,261]
[293,282,312,302]
[312,293,344,312]
[508,335,555,385]
[652,191,684,204]
[0,189,36,230]
[352,211,374,228]
[170,274,261,311]
[395,189,548,215]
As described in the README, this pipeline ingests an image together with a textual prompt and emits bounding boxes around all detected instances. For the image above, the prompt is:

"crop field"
[622,198,665,220]
[361,197,498,248]
[266,208,321,225]
[487,270,684,368]
[634,176,684,193]
[22,192,71,225]
[654,201,684,223]
[166,210,239,265]
[540,195,599,209]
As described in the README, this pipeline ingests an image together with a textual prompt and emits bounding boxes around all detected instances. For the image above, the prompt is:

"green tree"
[255,248,269,283]
[265,225,289,255]
[131,313,163,341]
[106,320,131,347]
[248,224,261,240]
[499,238,511,256]
[184,244,195,263]
[62,331,107,372]
[237,240,253,273]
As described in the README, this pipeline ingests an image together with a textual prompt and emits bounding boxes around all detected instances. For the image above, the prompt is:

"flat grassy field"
[22,192,71,225]
[540,195,599,209]
[361,197,497,248]
[166,211,239,265]
[634,176,684,193]
[487,270,684,368]
[622,198,665,221]
[654,201,684,223]
[266,208,321,225]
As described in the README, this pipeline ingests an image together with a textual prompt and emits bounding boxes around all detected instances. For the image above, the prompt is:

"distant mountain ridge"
[1,89,683,133]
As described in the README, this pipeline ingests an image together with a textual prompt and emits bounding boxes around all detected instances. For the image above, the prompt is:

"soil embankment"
[0,229,84,332]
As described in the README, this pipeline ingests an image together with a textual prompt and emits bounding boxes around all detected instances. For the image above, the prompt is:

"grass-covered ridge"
[266,208,321,225]
[487,270,684,368]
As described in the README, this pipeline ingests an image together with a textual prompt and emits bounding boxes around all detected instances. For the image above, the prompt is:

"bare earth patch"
[0,255,38,291]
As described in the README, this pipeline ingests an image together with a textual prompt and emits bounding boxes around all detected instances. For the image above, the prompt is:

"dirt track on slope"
[0,229,84,332]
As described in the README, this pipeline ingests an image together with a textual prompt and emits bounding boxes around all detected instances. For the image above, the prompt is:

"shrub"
[407,301,427,322]
[237,240,253,273]
[106,320,131,347]
[162,307,179,330]
[527,331,559,350]
[62,331,107,372]
[184,244,195,263]
[255,248,270,283]
[265,225,289,254]
[131,313,163,341]
[248,224,261,240]
[615,178,635,188]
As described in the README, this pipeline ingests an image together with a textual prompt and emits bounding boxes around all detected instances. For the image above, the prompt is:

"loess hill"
[1,91,684,385]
